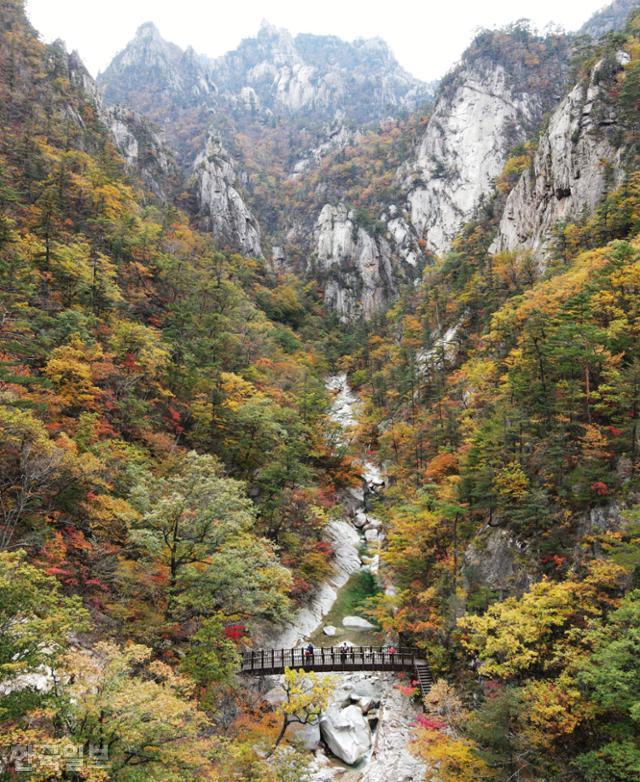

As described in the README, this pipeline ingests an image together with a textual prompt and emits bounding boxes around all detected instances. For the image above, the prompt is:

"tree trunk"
[266,717,289,758]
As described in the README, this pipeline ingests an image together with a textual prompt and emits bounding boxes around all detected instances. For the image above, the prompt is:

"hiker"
[304,642,314,659]
[340,642,348,663]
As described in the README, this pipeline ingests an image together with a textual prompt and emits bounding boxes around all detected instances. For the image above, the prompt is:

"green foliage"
[572,590,640,776]
[575,739,640,782]
[127,451,292,628]
[465,688,526,778]
[180,614,240,691]
[0,551,89,721]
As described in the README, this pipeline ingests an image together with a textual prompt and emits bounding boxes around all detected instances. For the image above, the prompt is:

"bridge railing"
[240,645,422,673]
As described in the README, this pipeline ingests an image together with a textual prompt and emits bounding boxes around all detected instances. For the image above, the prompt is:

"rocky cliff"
[96,21,436,311]
[107,106,180,201]
[295,26,571,316]
[206,20,432,123]
[99,22,215,131]
[315,205,391,321]
[399,26,571,256]
[581,0,640,37]
[491,50,630,260]
[267,26,571,317]
[36,37,181,208]
[306,203,422,320]
[192,134,262,257]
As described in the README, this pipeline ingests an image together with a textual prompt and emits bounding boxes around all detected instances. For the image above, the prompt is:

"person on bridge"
[340,642,349,663]
[305,643,314,659]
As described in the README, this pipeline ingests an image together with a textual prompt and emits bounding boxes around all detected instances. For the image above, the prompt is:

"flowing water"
[298,374,426,781]
[258,374,425,780]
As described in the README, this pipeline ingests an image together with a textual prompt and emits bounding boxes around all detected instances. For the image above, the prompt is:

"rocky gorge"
[4,0,640,775]
[258,374,426,781]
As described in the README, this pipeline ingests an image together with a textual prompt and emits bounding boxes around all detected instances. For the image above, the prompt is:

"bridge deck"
[239,646,428,677]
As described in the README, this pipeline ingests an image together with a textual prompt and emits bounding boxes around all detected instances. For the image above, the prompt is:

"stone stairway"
[414,662,433,697]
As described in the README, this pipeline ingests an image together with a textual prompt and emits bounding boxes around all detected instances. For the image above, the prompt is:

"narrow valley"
[2,0,640,780]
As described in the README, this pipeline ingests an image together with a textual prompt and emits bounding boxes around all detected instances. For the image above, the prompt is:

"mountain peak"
[257,19,291,41]
[259,18,277,34]
[135,21,162,41]
[357,36,388,50]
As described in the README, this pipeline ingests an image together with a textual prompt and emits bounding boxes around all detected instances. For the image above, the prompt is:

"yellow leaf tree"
[268,668,335,756]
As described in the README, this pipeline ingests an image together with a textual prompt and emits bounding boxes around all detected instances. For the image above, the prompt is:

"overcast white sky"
[26,0,609,82]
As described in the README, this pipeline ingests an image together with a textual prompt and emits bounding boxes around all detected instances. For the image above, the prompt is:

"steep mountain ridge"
[581,0,640,37]
[97,21,576,319]
[340,11,640,779]
[99,20,431,156]
[205,20,431,122]
[97,21,435,316]
[400,25,571,256]
[99,21,215,136]
[491,49,631,260]
[94,2,638,322]
[0,3,362,778]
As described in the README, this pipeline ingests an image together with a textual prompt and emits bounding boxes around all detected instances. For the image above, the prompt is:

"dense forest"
[0,1,360,778]
[344,14,640,782]
[2,0,640,780]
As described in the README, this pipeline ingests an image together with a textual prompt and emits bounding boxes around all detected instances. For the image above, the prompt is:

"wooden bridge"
[240,646,433,696]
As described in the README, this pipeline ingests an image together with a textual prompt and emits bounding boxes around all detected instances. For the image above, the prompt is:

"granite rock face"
[491,53,629,261]
[192,134,262,256]
[313,203,421,321]
[314,204,393,321]
[50,41,180,205]
[580,0,640,38]
[404,64,532,255]
[307,28,570,317]
[463,528,534,596]
[107,106,179,201]
[400,30,570,256]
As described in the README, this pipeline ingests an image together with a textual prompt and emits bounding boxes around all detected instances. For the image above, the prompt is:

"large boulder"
[288,721,321,751]
[320,704,372,765]
[364,528,380,543]
[352,679,382,700]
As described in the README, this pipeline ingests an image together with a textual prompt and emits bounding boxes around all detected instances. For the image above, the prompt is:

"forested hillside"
[0,1,358,777]
[3,0,640,780]
[344,12,640,781]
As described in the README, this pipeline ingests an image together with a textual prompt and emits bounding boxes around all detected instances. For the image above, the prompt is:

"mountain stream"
[262,373,426,781]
